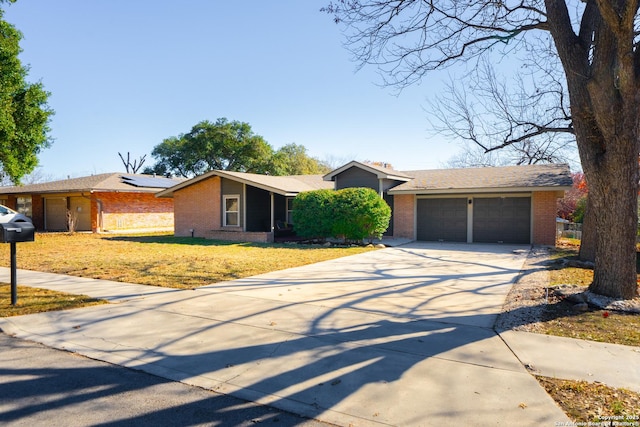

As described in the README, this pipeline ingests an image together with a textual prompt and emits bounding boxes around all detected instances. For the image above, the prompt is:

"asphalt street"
[0,332,333,427]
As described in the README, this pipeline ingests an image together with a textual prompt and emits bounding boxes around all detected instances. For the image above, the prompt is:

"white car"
[0,204,32,223]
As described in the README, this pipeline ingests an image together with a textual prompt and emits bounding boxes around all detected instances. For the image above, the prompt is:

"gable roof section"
[0,173,186,195]
[158,163,573,198]
[389,164,573,194]
[323,160,413,182]
[156,170,333,198]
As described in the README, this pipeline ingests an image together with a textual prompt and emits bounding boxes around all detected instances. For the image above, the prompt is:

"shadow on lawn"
[104,234,334,250]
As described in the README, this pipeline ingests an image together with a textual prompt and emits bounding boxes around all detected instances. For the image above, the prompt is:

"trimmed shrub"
[292,187,391,243]
[332,187,391,243]
[291,189,335,240]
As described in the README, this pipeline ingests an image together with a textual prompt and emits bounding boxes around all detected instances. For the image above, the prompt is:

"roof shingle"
[390,164,572,193]
[0,173,186,195]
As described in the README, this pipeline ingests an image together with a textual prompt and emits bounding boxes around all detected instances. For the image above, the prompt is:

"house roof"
[389,163,573,194]
[157,162,573,199]
[0,173,186,195]
[156,170,334,198]
[323,160,413,182]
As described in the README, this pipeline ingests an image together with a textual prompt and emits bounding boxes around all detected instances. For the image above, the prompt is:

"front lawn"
[0,232,376,289]
[542,240,640,347]
[0,284,106,317]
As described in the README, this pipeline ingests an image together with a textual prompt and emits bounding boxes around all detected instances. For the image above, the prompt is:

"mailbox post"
[10,240,17,305]
[0,222,35,305]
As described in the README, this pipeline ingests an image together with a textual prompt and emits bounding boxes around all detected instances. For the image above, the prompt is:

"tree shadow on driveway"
[0,243,569,425]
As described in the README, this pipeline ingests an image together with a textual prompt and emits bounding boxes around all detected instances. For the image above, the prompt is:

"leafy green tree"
[146,120,330,178]
[272,143,330,175]
[146,118,274,177]
[332,187,391,243]
[572,197,587,224]
[0,1,53,184]
[291,189,335,240]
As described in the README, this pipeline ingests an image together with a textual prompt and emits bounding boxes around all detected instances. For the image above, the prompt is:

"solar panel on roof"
[121,175,178,188]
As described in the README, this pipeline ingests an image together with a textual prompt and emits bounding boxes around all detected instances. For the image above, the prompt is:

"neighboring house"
[0,173,185,233]
[157,161,573,245]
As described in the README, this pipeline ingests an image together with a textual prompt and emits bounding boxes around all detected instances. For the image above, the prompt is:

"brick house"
[0,173,185,233]
[157,161,572,245]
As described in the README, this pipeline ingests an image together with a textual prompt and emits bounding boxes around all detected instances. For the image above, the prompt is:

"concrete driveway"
[0,242,569,426]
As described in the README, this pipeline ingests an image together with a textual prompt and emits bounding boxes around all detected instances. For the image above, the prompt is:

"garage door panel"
[473,197,530,244]
[417,198,467,242]
[45,198,67,231]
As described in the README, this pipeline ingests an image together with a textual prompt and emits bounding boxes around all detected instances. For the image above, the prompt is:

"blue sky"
[5,1,461,179]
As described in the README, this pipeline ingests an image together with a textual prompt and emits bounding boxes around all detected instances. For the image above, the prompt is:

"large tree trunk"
[578,195,596,262]
[584,141,638,299]
[545,0,639,299]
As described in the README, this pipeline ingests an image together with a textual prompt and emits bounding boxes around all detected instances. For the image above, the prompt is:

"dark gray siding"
[273,194,287,224]
[245,185,271,232]
[221,178,243,196]
[335,167,378,191]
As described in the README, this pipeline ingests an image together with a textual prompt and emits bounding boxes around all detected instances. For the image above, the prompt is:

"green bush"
[332,188,391,243]
[291,189,335,240]
[292,187,391,243]
[572,196,587,223]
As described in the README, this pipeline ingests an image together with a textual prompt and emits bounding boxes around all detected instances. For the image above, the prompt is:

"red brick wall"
[5,195,17,210]
[94,192,175,232]
[207,230,274,243]
[393,194,415,239]
[173,176,221,237]
[31,195,44,230]
[532,191,560,245]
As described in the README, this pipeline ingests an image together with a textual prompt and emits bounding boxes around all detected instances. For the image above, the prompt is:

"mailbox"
[0,221,35,243]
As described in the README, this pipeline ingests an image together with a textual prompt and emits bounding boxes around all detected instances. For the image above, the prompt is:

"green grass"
[0,284,106,317]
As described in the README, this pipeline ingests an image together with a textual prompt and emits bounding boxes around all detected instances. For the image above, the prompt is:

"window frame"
[223,194,240,227]
[286,197,294,224]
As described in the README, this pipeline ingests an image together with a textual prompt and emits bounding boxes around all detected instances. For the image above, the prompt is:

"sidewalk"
[500,329,640,393]
[1,244,632,425]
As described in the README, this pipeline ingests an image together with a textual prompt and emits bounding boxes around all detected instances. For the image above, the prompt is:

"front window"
[223,195,240,226]
[286,197,294,224]
[17,196,32,218]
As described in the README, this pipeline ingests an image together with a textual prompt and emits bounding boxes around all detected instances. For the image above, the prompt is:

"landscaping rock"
[549,284,585,301]
[572,302,589,312]
[585,291,640,314]
[565,292,588,304]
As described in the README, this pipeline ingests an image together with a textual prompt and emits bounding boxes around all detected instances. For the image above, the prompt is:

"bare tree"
[430,58,577,164]
[442,145,507,169]
[118,152,147,174]
[325,0,640,299]
[0,167,53,186]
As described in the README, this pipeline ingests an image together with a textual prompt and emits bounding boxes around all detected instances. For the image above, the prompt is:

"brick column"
[532,191,559,245]
[393,194,415,239]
